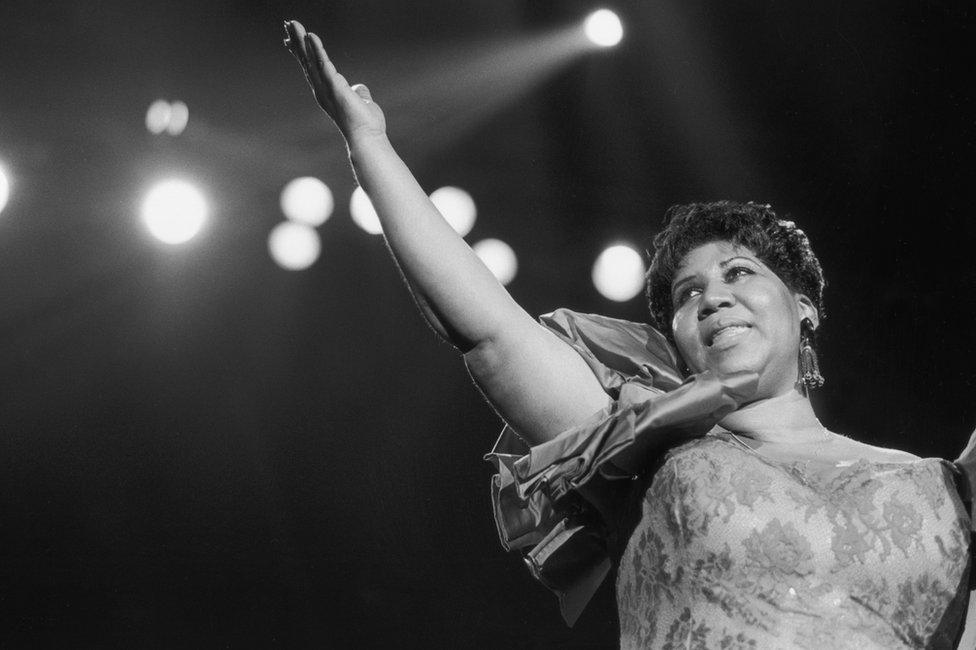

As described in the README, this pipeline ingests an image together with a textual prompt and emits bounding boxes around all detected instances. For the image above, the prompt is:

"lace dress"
[487,309,975,649]
[616,433,970,648]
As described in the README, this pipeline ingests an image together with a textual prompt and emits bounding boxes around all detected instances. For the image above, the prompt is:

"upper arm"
[463,320,614,446]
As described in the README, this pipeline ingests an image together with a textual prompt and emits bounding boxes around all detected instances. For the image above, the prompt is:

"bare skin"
[284,20,613,446]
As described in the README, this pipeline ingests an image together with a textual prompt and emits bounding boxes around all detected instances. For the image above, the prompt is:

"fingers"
[284,21,319,95]
[282,19,381,131]
[302,33,327,90]
[283,20,309,66]
[283,21,334,113]
[305,32,346,93]
[283,22,344,91]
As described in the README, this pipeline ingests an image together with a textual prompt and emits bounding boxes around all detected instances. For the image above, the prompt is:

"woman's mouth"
[708,324,751,347]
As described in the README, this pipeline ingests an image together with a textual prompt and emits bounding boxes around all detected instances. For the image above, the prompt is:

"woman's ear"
[795,294,819,329]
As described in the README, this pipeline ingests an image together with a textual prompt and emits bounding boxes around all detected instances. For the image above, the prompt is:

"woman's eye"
[726,266,753,281]
[674,287,701,306]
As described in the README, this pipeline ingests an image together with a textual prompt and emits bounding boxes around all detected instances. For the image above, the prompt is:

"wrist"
[346,131,396,183]
[346,129,391,154]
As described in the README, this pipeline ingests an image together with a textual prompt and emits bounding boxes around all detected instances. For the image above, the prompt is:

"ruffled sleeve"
[485,308,758,625]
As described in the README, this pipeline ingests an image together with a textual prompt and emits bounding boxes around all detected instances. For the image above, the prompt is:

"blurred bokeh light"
[0,163,9,215]
[349,186,383,235]
[472,238,518,285]
[584,9,624,47]
[146,99,189,136]
[592,243,644,301]
[280,177,334,227]
[146,100,171,135]
[140,179,209,245]
[268,221,322,270]
[167,101,189,136]
[430,186,476,236]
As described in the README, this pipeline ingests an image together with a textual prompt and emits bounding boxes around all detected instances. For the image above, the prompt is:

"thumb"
[350,83,373,104]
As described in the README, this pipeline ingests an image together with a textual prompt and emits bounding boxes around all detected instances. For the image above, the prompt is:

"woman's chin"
[702,352,760,377]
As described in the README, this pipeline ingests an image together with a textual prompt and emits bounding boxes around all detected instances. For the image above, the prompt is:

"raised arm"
[284,21,611,444]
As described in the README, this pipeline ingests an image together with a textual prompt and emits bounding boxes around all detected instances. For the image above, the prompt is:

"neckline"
[710,430,938,468]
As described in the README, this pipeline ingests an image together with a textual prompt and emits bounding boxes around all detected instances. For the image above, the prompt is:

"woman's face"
[670,241,817,398]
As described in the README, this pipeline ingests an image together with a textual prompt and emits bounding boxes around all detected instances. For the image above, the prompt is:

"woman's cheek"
[672,312,704,371]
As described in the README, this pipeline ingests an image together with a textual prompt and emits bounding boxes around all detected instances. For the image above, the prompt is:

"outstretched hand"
[284,20,386,142]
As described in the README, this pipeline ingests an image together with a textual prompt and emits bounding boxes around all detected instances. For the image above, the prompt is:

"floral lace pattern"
[616,434,971,649]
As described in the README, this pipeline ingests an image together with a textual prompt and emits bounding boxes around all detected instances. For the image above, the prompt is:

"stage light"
[349,186,383,234]
[280,177,334,227]
[141,179,208,245]
[592,244,644,301]
[430,186,476,236]
[0,164,9,215]
[146,100,171,135]
[268,221,321,270]
[167,101,189,136]
[584,9,624,47]
[473,238,517,286]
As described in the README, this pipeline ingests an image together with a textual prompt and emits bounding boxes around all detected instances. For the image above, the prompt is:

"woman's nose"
[697,283,735,320]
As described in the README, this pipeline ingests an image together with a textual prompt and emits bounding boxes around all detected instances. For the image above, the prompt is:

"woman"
[283,20,976,648]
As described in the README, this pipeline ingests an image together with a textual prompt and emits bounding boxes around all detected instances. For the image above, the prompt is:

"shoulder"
[831,434,923,463]
[665,431,738,461]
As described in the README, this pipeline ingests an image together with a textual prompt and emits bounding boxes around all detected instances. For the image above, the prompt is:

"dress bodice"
[617,433,971,649]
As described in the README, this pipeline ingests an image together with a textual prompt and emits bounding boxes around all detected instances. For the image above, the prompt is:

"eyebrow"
[671,256,758,296]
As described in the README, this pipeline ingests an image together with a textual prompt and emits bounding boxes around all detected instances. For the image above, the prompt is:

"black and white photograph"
[0,0,973,647]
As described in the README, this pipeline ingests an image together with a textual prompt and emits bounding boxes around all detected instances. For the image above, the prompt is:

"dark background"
[0,0,973,647]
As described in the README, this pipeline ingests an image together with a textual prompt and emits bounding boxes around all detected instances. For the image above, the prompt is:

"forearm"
[348,134,533,350]
[286,21,614,444]
[391,265,462,344]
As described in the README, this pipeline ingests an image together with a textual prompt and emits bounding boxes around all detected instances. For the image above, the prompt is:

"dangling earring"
[799,318,824,390]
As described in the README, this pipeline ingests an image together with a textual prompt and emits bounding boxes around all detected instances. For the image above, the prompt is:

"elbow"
[461,326,537,385]
[462,336,503,381]
[411,290,478,352]
[432,317,479,353]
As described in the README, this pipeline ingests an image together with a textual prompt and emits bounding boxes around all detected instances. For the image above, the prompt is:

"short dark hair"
[645,201,826,336]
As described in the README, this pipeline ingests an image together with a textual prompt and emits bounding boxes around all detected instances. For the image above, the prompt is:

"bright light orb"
[167,101,189,136]
[592,244,644,301]
[430,186,476,237]
[349,186,383,235]
[146,100,171,134]
[268,221,322,271]
[280,177,334,226]
[584,9,624,47]
[473,238,518,286]
[0,164,9,215]
[141,179,209,245]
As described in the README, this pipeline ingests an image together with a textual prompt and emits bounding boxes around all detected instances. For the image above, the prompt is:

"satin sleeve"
[485,308,758,625]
